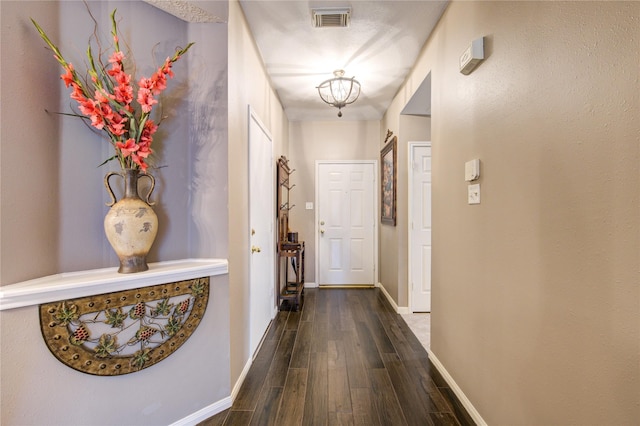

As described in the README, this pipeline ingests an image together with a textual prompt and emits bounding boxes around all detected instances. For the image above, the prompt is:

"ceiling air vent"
[312,7,351,28]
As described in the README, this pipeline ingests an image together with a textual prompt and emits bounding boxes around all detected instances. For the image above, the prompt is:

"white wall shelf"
[0,258,228,311]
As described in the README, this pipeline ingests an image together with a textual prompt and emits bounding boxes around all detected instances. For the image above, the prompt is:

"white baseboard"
[304,282,318,288]
[169,396,232,426]
[170,356,253,426]
[427,349,487,426]
[232,356,253,401]
[376,282,410,314]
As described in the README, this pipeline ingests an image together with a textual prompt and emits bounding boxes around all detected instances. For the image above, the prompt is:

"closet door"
[249,106,275,356]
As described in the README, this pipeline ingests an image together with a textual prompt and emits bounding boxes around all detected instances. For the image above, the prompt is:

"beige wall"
[288,120,381,284]
[227,0,289,385]
[379,115,431,307]
[384,1,639,423]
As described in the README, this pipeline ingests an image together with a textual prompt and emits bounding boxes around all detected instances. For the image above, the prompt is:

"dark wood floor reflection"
[200,288,473,426]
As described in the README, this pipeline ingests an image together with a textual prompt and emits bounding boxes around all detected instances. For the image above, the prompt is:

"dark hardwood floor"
[199,288,474,426]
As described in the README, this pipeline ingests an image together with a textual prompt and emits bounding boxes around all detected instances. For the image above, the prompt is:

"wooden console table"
[278,241,304,311]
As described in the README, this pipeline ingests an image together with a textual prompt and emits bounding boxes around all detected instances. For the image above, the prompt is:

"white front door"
[317,162,376,285]
[249,107,275,357]
[409,143,432,312]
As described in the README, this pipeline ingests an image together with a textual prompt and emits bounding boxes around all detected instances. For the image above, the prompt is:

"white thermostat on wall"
[460,37,484,75]
[465,159,480,181]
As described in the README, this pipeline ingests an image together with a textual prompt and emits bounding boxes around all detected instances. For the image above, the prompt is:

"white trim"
[304,282,318,288]
[427,349,488,426]
[407,141,432,313]
[315,160,378,287]
[376,282,410,314]
[168,396,232,426]
[232,356,254,402]
[397,306,410,315]
[0,258,228,311]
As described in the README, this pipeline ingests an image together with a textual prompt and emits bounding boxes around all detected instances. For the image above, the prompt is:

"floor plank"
[350,387,380,426]
[382,352,432,425]
[249,386,283,426]
[328,339,352,415]
[290,320,312,369]
[368,368,408,426]
[275,368,308,425]
[233,338,279,410]
[263,329,297,388]
[342,328,371,389]
[223,410,253,426]
[198,288,472,426]
[302,351,328,426]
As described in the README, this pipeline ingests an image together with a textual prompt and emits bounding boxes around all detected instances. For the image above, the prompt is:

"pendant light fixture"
[316,70,361,117]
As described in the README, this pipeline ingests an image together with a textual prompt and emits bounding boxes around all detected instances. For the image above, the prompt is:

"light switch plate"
[468,184,480,204]
[305,202,313,210]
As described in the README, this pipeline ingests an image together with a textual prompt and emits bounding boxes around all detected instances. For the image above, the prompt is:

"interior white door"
[318,162,376,285]
[249,107,275,357]
[410,144,432,312]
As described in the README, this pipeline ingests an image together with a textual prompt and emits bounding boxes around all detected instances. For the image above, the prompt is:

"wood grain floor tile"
[329,411,355,425]
[342,328,371,389]
[369,368,408,426]
[290,320,313,369]
[264,329,297,388]
[233,338,279,410]
[264,311,288,342]
[224,410,253,426]
[300,288,316,322]
[197,409,228,426]
[275,368,307,425]
[249,386,283,426]
[200,288,471,426]
[303,351,328,426]
[350,387,380,426]
[285,310,301,330]
[381,352,432,424]
[354,321,385,369]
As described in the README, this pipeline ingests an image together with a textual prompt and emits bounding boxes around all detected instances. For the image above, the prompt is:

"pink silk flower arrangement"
[32,9,194,172]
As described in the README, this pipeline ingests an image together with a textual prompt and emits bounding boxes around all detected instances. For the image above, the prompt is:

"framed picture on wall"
[380,135,397,225]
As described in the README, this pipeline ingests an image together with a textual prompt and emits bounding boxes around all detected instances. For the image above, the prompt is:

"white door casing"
[409,143,432,312]
[249,106,275,357]
[317,161,377,286]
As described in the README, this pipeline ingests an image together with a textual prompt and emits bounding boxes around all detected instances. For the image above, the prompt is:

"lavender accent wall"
[1,1,231,424]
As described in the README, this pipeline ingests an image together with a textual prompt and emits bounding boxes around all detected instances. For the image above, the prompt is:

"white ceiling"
[147,0,447,121]
[238,1,448,121]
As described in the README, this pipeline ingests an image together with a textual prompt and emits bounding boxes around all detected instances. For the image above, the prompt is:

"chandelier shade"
[317,70,361,117]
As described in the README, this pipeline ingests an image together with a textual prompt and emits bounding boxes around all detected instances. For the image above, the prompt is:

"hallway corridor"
[201,288,472,425]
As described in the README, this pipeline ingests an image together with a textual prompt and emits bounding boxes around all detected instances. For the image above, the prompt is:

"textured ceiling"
[239,1,448,121]
[147,0,447,121]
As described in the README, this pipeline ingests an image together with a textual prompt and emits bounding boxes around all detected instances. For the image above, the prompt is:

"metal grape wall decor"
[39,277,209,376]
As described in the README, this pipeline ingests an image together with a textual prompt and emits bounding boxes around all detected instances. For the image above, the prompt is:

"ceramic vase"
[104,169,158,273]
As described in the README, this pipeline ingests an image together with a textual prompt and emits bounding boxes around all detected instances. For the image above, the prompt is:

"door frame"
[407,141,432,312]
[248,105,276,358]
[315,160,379,287]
